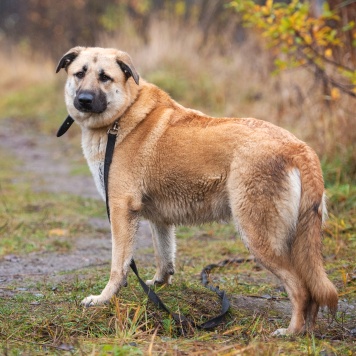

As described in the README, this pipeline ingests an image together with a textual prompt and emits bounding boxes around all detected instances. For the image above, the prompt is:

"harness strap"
[104,121,119,220]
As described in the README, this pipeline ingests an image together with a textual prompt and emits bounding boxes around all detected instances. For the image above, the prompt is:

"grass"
[0,148,105,256]
[0,80,68,136]
[0,38,355,354]
[1,228,355,355]
[1,151,355,355]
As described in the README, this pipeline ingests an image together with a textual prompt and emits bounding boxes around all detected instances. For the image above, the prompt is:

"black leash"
[57,116,230,332]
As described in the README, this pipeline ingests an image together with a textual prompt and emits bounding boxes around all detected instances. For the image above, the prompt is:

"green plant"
[229,0,356,99]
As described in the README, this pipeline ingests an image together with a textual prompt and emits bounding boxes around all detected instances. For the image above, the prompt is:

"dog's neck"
[80,81,172,163]
[119,83,170,138]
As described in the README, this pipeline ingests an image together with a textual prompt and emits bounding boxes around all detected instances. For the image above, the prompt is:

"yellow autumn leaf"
[267,16,274,24]
[266,0,273,9]
[175,1,185,17]
[49,228,69,237]
[304,34,312,45]
[341,269,348,286]
[331,87,341,100]
[325,48,332,58]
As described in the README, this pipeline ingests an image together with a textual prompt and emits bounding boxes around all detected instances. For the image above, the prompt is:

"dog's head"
[56,47,139,129]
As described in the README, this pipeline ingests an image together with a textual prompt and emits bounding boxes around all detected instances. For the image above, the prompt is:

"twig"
[147,327,158,356]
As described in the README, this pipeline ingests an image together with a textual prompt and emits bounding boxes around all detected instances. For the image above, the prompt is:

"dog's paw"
[271,328,288,337]
[146,275,173,286]
[145,279,156,286]
[81,295,109,307]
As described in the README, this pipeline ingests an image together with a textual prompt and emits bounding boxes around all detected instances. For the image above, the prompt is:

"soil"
[0,119,354,334]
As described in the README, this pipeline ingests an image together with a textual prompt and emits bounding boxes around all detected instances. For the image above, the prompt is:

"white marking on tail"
[321,192,328,226]
[272,168,301,256]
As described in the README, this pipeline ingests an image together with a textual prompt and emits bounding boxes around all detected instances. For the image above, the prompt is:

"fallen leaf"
[49,229,69,237]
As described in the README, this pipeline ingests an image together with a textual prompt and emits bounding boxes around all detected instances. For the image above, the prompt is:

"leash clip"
[107,120,119,135]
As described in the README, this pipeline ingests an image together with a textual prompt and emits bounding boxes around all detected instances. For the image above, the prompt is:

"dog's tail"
[291,149,338,314]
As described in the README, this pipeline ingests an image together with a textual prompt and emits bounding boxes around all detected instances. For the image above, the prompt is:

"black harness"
[57,116,230,332]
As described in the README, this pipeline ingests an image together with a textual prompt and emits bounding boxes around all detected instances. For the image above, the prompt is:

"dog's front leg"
[81,199,139,307]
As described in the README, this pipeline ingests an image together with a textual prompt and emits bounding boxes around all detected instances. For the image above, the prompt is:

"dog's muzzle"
[74,90,107,113]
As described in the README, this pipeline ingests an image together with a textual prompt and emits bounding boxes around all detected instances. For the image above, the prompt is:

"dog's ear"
[56,47,84,73]
[116,52,139,85]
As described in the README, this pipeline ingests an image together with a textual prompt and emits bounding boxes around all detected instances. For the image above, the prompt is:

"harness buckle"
[107,120,119,135]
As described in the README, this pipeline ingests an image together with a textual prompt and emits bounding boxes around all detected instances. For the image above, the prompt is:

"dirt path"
[0,119,153,291]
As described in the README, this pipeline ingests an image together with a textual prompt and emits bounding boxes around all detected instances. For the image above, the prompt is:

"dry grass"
[0,44,54,96]
[0,21,355,170]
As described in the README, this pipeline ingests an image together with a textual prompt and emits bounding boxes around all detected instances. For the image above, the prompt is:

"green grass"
[1,252,355,355]
[0,149,105,256]
[0,80,67,134]
[0,189,104,256]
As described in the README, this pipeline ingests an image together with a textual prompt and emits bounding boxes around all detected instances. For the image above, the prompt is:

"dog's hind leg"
[236,223,311,335]
[229,167,312,334]
[146,222,176,286]
[236,213,311,335]
[305,298,319,331]
[270,268,310,335]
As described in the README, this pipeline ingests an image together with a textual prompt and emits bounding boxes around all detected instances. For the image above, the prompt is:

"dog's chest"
[81,133,106,200]
[88,160,105,200]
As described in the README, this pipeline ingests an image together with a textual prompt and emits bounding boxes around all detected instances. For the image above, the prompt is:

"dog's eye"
[99,73,112,83]
[75,71,85,79]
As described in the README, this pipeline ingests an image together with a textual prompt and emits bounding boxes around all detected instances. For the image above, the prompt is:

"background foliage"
[0,1,355,354]
[230,0,356,97]
[1,0,355,184]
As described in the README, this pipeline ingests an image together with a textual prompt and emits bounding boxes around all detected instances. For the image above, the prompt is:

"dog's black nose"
[78,92,94,105]
[74,90,107,113]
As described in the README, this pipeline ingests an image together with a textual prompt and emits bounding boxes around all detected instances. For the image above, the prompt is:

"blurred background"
[0,2,355,351]
[0,0,355,184]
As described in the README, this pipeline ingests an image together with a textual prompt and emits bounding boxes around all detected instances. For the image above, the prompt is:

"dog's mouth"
[74,90,107,114]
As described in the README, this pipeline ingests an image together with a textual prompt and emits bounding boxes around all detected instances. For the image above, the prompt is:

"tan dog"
[56,46,338,335]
